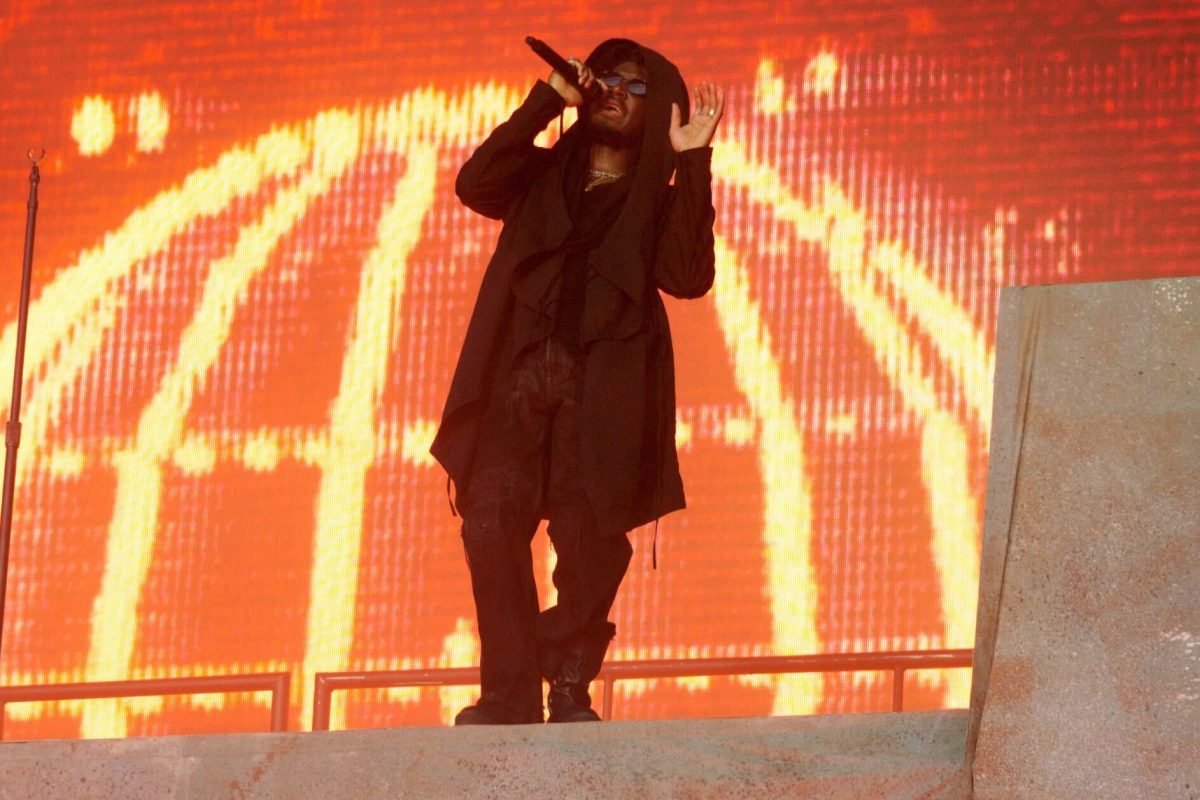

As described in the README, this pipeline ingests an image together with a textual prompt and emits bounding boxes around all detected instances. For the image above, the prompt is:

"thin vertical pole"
[0,150,43,668]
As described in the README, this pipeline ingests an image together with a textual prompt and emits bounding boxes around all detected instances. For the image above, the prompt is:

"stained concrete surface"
[968,276,1200,799]
[0,710,968,799]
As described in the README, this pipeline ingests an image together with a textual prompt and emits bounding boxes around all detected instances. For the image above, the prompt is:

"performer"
[431,38,723,725]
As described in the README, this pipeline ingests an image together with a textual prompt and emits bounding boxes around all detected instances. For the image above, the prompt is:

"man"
[431,38,723,725]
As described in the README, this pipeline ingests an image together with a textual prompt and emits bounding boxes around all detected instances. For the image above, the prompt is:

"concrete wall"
[967,276,1200,799]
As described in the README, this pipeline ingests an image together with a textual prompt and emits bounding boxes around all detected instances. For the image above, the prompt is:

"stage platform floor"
[0,709,969,799]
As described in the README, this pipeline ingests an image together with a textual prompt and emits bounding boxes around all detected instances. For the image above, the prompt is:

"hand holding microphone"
[525,36,598,107]
[548,58,595,108]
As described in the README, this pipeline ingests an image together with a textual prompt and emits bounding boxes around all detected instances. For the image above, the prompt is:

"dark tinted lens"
[599,74,648,96]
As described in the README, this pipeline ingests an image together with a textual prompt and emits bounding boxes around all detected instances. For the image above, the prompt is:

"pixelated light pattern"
[1,1,1197,737]
[803,53,839,98]
[70,95,116,156]
[133,92,170,153]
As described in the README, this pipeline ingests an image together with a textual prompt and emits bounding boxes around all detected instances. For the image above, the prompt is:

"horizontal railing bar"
[315,650,972,688]
[317,667,481,690]
[0,673,289,702]
[0,672,291,738]
[597,650,973,679]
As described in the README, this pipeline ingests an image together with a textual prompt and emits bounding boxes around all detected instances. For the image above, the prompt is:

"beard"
[585,107,643,150]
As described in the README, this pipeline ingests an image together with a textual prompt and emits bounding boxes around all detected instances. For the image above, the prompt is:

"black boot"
[454,700,543,725]
[546,631,612,723]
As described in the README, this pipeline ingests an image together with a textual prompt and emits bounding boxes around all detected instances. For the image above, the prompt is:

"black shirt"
[552,174,632,351]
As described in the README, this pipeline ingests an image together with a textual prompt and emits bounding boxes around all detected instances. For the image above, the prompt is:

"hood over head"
[562,38,691,306]
[580,38,688,185]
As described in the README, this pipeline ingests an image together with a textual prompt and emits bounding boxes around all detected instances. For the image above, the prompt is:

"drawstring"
[652,517,659,569]
[446,476,459,517]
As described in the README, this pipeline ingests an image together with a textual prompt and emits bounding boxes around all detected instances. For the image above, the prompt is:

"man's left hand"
[669,81,725,152]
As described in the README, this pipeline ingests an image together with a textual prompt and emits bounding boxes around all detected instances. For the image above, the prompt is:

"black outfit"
[459,337,632,722]
[431,38,716,723]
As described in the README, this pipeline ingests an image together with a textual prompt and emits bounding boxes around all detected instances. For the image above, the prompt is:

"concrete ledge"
[0,710,969,799]
[968,276,1200,799]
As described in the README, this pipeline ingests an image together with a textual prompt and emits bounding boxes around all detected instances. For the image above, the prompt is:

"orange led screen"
[1,1,1197,738]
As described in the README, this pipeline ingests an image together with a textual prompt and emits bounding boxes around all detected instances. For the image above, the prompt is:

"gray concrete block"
[968,276,1200,799]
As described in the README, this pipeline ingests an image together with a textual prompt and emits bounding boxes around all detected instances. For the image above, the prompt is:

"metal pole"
[0,149,43,669]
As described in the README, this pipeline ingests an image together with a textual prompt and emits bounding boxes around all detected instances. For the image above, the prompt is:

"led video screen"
[0,1,1197,738]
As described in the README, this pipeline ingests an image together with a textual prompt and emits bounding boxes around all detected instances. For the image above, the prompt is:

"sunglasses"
[598,73,648,96]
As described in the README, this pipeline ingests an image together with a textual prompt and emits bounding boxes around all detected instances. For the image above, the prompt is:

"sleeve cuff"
[675,146,713,176]
[527,80,568,117]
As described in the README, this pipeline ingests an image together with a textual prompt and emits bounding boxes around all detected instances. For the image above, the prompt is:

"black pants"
[459,339,632,719]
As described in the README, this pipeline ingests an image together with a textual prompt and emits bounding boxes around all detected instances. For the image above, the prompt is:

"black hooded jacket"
[430,39,716,533]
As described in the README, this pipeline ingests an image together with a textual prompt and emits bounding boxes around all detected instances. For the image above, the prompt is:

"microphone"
[524,36,599,99]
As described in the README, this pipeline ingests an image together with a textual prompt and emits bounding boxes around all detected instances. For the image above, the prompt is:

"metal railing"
[312,649,972,731]
[0,672,291,740]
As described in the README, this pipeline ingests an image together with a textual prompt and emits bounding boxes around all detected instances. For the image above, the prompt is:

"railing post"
[313,674,331,732]
[270,673,290,732]
[601,677,614,721]
[892,667,905,711]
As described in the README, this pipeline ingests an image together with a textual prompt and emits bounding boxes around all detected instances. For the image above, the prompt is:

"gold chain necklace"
[585,168,625,191]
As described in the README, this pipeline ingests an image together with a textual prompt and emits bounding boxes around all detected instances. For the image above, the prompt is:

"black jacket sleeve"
[653,147,717,299]
[455,81,566,220]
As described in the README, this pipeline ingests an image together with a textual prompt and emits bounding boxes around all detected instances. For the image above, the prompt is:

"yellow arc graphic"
[82,111,362,738]
[300,143,439,732]
[711,238,822,715]
[715,140,987,705]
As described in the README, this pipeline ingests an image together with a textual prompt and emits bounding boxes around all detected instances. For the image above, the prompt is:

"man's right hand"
[548,58,594,108]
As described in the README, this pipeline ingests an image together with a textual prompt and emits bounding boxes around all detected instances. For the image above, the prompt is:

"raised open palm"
[670,81,725,152]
